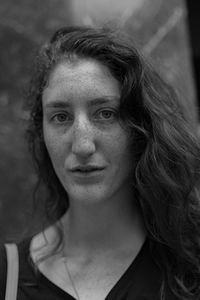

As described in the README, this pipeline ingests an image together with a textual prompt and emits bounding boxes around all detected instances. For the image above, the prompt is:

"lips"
[69,165,105,180]
[70,165,105,172]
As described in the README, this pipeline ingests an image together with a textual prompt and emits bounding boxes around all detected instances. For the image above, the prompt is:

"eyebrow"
[44,97,120,109]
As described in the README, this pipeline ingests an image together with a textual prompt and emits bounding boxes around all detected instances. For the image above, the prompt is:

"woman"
[1,26,200,300]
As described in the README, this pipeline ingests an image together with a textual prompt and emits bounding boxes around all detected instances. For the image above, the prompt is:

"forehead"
[48,58,112,82]
[42,58,120,105]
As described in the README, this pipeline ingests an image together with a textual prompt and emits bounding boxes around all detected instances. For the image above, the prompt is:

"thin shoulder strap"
[5,243,19,300]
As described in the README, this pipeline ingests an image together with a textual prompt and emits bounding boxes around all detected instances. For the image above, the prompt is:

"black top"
[0,237,177,300]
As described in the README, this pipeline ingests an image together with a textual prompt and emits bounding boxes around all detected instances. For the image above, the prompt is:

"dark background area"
[0,0,74,241]
[186,0,200,115]
[0,0,199,242]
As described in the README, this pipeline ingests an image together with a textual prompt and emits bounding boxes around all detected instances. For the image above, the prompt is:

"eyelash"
[50,109,118,124]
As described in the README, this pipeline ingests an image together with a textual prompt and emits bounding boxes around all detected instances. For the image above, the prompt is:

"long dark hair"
[26,26,200,299]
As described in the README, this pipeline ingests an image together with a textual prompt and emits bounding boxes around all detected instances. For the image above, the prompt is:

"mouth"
[71,166,104,173]
[70,166,105,174]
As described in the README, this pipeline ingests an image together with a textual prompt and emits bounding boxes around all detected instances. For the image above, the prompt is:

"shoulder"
[0,243,7,298]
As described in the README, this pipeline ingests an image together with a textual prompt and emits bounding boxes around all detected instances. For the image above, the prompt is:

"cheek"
[108,131,132,166]
[115,145,132,169]
[43,130,65,165]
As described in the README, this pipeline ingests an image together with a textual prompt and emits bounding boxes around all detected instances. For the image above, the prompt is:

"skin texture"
[42,58,134,208]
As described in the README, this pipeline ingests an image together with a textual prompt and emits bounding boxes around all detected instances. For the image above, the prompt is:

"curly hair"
[25,26,200,299]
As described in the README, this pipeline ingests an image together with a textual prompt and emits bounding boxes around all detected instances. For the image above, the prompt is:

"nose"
[71,115,96,159]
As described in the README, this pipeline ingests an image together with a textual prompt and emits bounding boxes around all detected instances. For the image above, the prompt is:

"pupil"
[58,114,66,121]
[103,111,111,118]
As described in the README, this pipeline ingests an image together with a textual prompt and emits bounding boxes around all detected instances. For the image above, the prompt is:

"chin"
[67,185,113,206]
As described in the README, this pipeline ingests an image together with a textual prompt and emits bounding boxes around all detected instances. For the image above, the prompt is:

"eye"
[96,109,117,120]
[51,112,72,124]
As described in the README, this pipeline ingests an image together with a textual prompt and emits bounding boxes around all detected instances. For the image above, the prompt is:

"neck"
[61,193,146,257]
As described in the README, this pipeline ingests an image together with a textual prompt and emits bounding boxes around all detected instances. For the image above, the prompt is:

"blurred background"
[0,0,199,242]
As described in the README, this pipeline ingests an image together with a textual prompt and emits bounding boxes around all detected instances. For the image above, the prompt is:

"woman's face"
[42,58,133,205]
